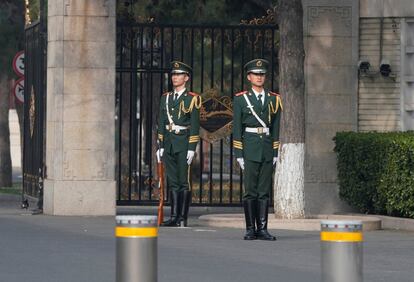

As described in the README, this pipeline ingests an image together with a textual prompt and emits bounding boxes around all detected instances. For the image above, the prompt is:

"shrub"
[334,132,414,218]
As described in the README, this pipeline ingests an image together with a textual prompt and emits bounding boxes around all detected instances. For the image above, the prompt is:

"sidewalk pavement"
[1,195,414,282]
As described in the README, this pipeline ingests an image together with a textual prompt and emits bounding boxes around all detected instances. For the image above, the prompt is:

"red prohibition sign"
[12,51,25,77]
[13,77,24,103]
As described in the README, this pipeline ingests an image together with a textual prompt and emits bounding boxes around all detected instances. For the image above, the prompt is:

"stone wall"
[44,0,116,215]
[302,0,359,214]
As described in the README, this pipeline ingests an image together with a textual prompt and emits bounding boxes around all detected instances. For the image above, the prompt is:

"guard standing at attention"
[157,61,202,227]
[232,58,282,240]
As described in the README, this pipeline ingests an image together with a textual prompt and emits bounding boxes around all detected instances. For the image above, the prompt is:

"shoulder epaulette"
[234,90,248,97]
[188,91,199,96]
[269,91,280,96]
[162,91,170,96]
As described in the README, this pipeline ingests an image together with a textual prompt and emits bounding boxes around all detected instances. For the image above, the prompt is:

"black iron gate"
[116,22,278,206]
[22,20,47,204]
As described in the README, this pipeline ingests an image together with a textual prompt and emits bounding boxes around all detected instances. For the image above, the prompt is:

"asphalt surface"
[0,198,413,282]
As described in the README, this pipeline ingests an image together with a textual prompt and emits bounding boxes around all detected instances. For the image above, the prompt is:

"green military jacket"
[158,89,202,153]
[232,88,282,162]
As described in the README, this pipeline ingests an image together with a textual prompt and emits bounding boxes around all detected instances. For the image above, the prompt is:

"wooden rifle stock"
[157,161,165,226]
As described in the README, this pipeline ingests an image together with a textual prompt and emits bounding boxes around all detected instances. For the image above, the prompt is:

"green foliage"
[334,132,414,218]
[0,183,22,195]
[28,0,40,22]
[0,1,25,77]
[118,0,277,24]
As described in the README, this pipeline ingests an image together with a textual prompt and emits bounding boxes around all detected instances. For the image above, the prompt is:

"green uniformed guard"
[157,61,202,227]
[232,58,282,240]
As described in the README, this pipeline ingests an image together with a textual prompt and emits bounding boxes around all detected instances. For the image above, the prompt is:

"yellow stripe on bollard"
[115,227,158,238]
[321,231,363,242]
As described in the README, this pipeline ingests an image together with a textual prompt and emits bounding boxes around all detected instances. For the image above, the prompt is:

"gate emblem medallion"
[199,88,233,143]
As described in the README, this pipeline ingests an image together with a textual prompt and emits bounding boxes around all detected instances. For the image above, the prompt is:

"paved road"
[0,198,413,282]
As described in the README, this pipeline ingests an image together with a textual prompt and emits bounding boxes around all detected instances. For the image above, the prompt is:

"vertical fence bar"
[261,29,265,58]
[118,27,124,201]
[240,27,245,204]
[229,27,235,204]
[219,27,224,204]
[22,28,27,203]
[181,27,185,61]
[209,28,214,204]
[190,27,195,204]
[271,28,275,91]
[250,28,255,59]
[131,28,139,199]
[148,26,155,201]
[138,27,144,201]
[158,27,165,204]
[199,28,205,204]
[190,28,194,91]
[39,18,47,209]
[171,27,175,60]
[128,26,134,201]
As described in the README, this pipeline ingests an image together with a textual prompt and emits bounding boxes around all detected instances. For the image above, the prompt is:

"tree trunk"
[0,75,12,187]
[15,100,24,169]
[274,0,306,219]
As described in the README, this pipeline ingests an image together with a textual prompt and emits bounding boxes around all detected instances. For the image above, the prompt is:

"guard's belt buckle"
[167,124,173,132]
[257,127,264,134]
[175,129,180,134]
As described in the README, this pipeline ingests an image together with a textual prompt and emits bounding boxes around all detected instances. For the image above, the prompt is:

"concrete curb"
[376,215,414,232]
[199,214,382,231]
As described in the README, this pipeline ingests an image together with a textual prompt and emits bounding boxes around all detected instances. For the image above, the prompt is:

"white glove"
[273,157,278,165]
[237,158,245,170]
[156,149,164,162]
[186,150,195,165]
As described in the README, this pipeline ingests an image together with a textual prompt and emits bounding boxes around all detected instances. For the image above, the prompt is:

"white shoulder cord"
[165,92,174,125]
[242,93,267,128]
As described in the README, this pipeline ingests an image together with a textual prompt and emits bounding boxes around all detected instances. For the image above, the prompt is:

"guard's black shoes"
[243,199,257,240]
[179,190,191,227]
[161,191,183,227]
[256,229,276,241]
[255,199,277,241]
[161,218,180,227]
[244,229,257,240]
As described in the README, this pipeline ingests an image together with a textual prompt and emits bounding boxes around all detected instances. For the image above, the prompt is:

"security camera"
[358,60,370,72]
[379,59,391,77]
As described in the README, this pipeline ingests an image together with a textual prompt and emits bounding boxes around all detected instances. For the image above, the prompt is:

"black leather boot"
[243,200,257,240]
[161,191,182,227]
[180,190,191,227]
[256,199,276,241]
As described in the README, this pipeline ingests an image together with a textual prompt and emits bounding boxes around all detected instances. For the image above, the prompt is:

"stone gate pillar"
[302,0,359,214]
[44,0,116,215]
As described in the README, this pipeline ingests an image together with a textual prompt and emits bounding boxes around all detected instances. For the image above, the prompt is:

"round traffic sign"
[12,51,24,77]
[13,77,24,103]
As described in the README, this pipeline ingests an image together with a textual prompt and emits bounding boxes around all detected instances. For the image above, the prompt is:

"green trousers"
[163,150,190,192]
[243,159,273,201]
